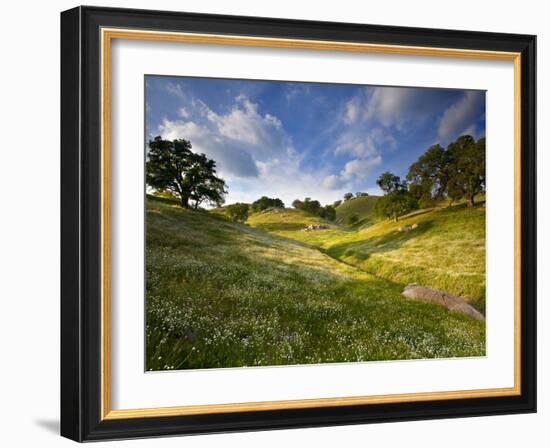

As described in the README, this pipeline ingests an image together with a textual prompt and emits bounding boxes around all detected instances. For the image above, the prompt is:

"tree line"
[145,133,485,225]
[375,134,485,221]
[292,198,336,221]
[226,196,285,223]
[227,196,337,223]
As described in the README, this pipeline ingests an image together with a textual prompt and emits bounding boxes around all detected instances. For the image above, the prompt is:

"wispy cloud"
[321,155,382,191]
[164,81,187,100]
[335,127,396,158]
[284,84,311,104]
[438,91,485,142]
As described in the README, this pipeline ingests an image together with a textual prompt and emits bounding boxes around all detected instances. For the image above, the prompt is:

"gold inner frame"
[100,27,522,420]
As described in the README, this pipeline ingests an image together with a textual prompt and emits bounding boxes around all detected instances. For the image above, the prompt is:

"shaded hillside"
[335,195,380,227]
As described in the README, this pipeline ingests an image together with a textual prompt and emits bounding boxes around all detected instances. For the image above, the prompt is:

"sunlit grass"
[248,201,486,313]
[146,196,485,371]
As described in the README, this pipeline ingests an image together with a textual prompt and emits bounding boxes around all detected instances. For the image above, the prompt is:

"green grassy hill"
[246,207,323,231]
[335,195,380,227]
[248,202,486,312]
[146,196,485,370]
[246,208,346,246]
[326,203,487,312]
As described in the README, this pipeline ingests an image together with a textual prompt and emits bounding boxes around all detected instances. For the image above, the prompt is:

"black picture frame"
[61,5,536,442]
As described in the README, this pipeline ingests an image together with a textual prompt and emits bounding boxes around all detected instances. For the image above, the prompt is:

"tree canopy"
[373,134,485,222]
[446,136,485,206]
[292,197,336,221]
[251,196,285,213]
[407,135,485,206]
[375,172,417,222]
[376,171,407,194]
[146,136,227,209]
[406,144,450,207]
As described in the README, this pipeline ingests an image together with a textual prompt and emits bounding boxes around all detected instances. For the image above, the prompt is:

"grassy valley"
[146,195,486,370]
[248,201,486,313]
[144,79,488,372]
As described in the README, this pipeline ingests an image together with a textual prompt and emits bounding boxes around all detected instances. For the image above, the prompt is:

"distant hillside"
[247,208,347,246]
[247,208,330,232]
[335,195,380,227]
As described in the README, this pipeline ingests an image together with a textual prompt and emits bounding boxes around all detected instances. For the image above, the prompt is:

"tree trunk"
[466,194,475,207]
[180,195,189,208]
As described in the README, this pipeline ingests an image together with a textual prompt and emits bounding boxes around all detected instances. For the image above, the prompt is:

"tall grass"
[249,202,486,313]
[146,196,485,370]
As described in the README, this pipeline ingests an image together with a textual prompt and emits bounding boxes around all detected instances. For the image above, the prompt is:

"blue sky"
[145,76,485,206]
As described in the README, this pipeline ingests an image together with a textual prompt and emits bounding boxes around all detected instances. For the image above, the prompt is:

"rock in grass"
[402,284,485,321]
[397,223,418,232]
[302,224,329,231]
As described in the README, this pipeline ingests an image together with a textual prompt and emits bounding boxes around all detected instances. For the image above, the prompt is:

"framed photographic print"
[60,6,536,442]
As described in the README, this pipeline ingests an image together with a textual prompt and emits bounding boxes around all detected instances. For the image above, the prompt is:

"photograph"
[144,76,487,371]
[55,4,537,443]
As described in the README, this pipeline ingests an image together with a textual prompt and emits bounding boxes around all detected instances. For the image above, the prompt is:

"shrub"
[251,196,285,212]
[226,203,249,222]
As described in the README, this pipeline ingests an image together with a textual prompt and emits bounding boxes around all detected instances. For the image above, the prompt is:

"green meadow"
[146,194,486,371]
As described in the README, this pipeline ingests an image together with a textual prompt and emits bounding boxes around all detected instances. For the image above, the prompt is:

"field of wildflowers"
[146,196,485,371]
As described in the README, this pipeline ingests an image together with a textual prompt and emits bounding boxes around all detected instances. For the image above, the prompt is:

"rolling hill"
[325,203,486,313]
[146,196,485,370]
[246,208,347,246]
[335,195,380,227]
[247,200,486,312]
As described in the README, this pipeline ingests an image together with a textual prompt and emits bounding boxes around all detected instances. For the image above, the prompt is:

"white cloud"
[335,127,395,158]
[155,95,306,199]
[340,156,383,181]
[157,118,259,178]
[363,87,419,128]
[205,96,291,160]
[342,86,447,132]
[344,96,361,124]
[230,157,350,207]
[320,154,382,192]
[284,84,311,103]
[438,91,484,142]
[153,90,387,206]
[164,82,187,99]
[322,174,341,190]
